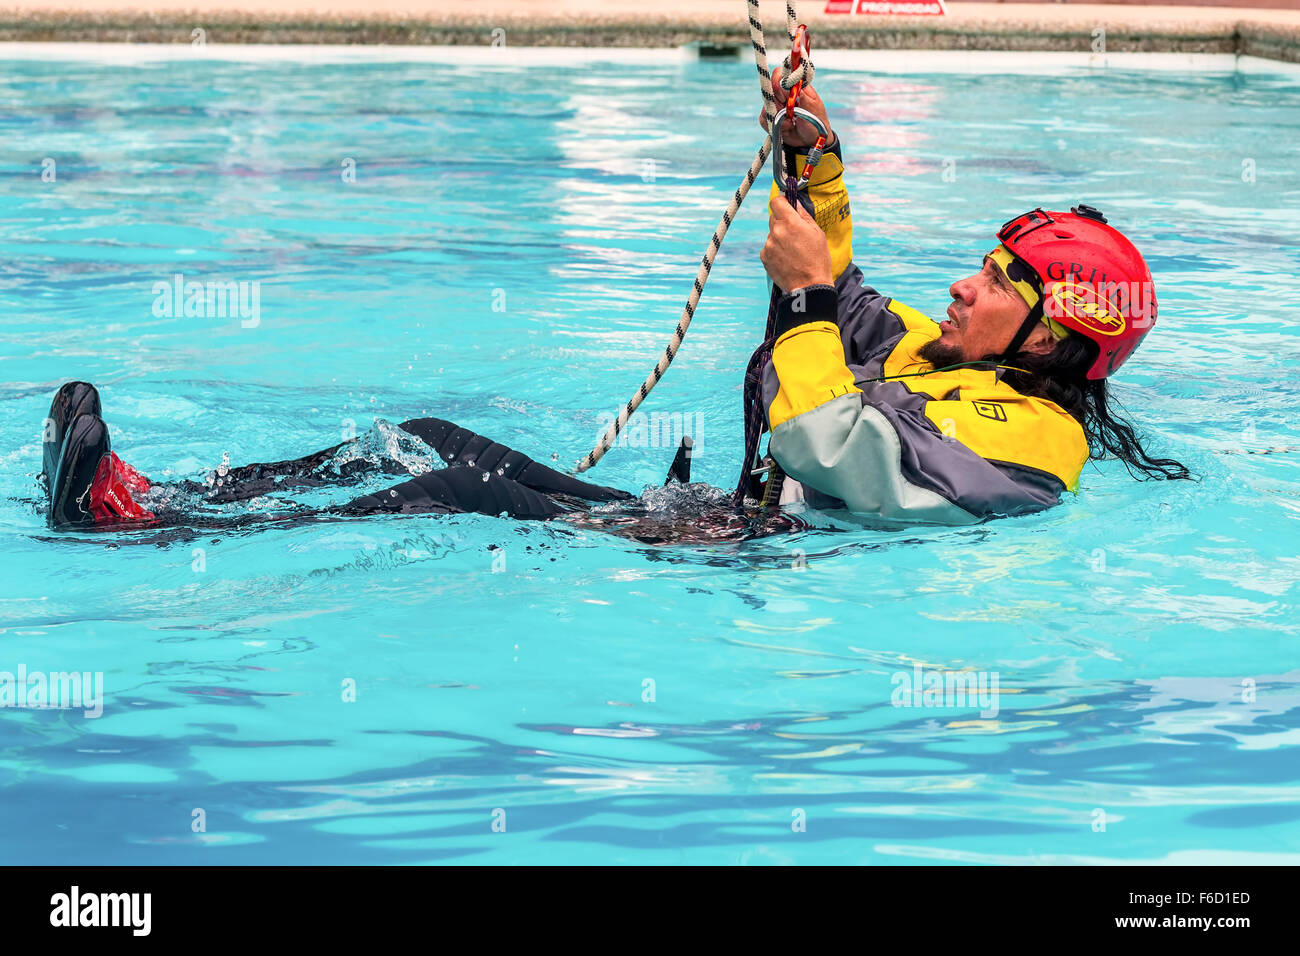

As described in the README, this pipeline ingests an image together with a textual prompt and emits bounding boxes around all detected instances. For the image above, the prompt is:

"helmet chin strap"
[999,300,1045,368]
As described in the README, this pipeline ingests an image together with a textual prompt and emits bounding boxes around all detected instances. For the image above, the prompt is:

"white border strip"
[814,50,1253,74]
[0,42,691,66]
[815,51,1300,75]
[0,43,1294,75]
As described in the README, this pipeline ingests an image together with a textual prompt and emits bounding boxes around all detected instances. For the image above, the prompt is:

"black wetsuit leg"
[185,416,632,512]
[40,379,633,526]
[342,465,568,520]
[339,418,633,520]
[395,417,632,505]
[181,441,369,503]
[170,415,630,520]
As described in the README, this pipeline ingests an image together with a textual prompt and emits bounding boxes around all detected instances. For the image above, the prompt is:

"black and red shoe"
[41,380,101,497]
[44,383,154,528]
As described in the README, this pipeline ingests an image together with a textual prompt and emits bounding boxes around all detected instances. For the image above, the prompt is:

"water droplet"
[481,472,490,482]
[389,489,397,498]
[496,468,504,476]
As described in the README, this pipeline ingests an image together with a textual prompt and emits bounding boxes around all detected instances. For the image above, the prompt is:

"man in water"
[39,74,1187,537]
[748,68,1187,522]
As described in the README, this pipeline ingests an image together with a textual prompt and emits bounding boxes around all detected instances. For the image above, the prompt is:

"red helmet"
[997,205,1156,380]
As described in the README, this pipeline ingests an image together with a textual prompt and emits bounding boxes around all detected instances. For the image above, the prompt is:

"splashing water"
[314,418,439,479]
[593,480,732,516]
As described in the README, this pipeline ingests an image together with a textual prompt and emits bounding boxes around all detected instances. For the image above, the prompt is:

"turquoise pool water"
[1,48,1298,865]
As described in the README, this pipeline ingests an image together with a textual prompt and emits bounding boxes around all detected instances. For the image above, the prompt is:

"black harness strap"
[1000,299,1045,369]
[733,284,784,507]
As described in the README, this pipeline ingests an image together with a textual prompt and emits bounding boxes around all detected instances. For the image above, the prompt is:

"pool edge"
[0,3,1296,65]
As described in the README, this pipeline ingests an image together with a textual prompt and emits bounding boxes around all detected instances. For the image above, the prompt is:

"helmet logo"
[1046,280,1125,336]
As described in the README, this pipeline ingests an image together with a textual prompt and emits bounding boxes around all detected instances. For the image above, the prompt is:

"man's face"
[937,256,1034,363]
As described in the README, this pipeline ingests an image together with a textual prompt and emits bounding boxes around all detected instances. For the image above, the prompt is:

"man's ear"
[1023,324,1058,356]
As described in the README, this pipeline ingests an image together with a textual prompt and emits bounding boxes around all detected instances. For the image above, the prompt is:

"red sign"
[826,0,947,13]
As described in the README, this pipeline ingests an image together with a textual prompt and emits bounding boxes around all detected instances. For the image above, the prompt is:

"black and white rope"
[575,0,812,473]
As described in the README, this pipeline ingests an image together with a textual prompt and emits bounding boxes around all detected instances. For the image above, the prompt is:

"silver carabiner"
[770,105,830,193]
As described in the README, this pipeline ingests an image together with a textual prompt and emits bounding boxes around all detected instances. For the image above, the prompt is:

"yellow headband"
[987,245,1071,340]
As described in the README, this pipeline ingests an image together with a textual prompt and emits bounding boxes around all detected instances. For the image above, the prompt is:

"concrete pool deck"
[1,2,1298,63]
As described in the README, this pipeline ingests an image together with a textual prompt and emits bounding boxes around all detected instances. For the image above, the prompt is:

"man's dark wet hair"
[998,335,1193,481]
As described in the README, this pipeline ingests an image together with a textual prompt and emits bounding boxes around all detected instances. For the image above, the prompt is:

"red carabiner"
[785,25,810,115]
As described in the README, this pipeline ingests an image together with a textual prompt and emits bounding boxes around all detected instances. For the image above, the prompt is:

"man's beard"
[917,337,965,371]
